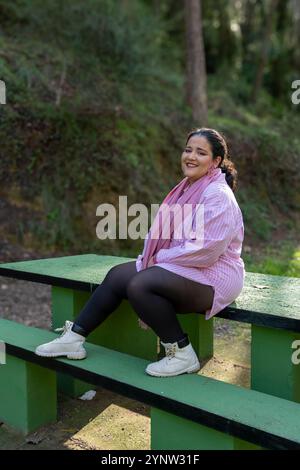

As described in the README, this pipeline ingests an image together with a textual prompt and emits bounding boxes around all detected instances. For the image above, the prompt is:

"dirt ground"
[0,273,250,450]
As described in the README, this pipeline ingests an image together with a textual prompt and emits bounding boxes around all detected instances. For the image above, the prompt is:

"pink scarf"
[141,165,224,269]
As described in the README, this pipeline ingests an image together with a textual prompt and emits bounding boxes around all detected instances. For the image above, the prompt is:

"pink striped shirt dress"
[136,172,245,320]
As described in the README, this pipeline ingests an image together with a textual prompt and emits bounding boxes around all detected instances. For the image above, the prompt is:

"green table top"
[0,254,299,331]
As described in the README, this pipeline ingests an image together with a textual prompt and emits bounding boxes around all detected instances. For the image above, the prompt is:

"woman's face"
[181,135,222,184]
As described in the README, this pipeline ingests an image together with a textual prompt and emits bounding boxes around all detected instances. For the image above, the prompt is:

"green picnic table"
[0,253,300,402]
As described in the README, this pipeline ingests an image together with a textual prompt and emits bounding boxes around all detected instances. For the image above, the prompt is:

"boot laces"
[165,344,177,360]
[53,320,73,341]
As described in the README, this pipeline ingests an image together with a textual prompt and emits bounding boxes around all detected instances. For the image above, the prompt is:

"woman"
[35,127,245,378]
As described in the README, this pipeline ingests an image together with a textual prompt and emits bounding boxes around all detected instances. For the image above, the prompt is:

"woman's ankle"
[71,322,88,337]
[161,333,190,348]
[176,333,190,348]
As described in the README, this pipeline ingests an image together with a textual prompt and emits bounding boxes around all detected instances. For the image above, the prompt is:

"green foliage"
[0,0,299,259]
[208,78,300,214]
[244,242,300,278]
[236,188,276,242]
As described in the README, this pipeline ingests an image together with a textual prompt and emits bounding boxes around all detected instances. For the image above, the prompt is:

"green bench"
[1,318,300,450]
[0,254,300,402]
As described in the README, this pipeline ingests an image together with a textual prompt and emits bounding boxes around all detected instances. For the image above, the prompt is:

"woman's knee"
[102,265,122,285]
[99,264,133,299]
[126,271,150,300]
[103,261,135,284]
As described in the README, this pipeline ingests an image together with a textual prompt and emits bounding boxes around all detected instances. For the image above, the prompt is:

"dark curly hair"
[185,127,238,192]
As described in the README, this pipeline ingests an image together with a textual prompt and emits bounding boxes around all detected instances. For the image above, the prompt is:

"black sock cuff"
[72,323,88,337]
[161,333,190,348]
[177,333,190,348]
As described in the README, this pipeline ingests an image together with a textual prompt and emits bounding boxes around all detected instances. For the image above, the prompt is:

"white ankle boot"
[35,320,87,359]
[145,339,201,377]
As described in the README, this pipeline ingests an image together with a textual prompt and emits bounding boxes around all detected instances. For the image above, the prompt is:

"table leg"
[51,286,93,397]
[251,324,300,402]
[176,313,214,363]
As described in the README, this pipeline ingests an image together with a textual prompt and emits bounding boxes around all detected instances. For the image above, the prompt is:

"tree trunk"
[241,0,259,69]
[291,0,300,69]
[184,0,208,125]
[251,0,279,102]
[268,0,290,98]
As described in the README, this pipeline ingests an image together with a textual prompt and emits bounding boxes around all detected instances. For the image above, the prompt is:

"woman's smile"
[185,162,199,168]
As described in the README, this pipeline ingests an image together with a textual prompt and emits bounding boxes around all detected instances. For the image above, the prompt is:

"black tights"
[72,261,214,344]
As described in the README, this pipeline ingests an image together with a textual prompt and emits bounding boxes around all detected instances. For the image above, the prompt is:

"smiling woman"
[34,127,245,378]
[135,128,244,321]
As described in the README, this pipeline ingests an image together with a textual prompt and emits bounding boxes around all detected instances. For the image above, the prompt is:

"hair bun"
[221,160,238,192]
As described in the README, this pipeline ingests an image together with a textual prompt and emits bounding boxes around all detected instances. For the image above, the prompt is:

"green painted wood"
[52,286,93,397]
[0,254,132,291]
[1,255,299,330]
[232,272,300,321]
[86,299,159,361]
[2,318,300,448]
[151,407,234,450]
[233,437,264,450]
[0,354,56,434]
[251,325,300,402]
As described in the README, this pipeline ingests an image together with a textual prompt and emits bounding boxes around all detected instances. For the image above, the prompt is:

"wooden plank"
[223,271,300,330]
[0,255,299,330]
[0,254,132,292]
[1,318,300,449]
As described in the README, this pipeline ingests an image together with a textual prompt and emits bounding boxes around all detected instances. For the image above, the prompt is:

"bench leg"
[177,314,214,363]
[52,287,158,397]
[0,355,56,434]
[52,286,94,397]
[151,408,262,450]
[251,325,300,402]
